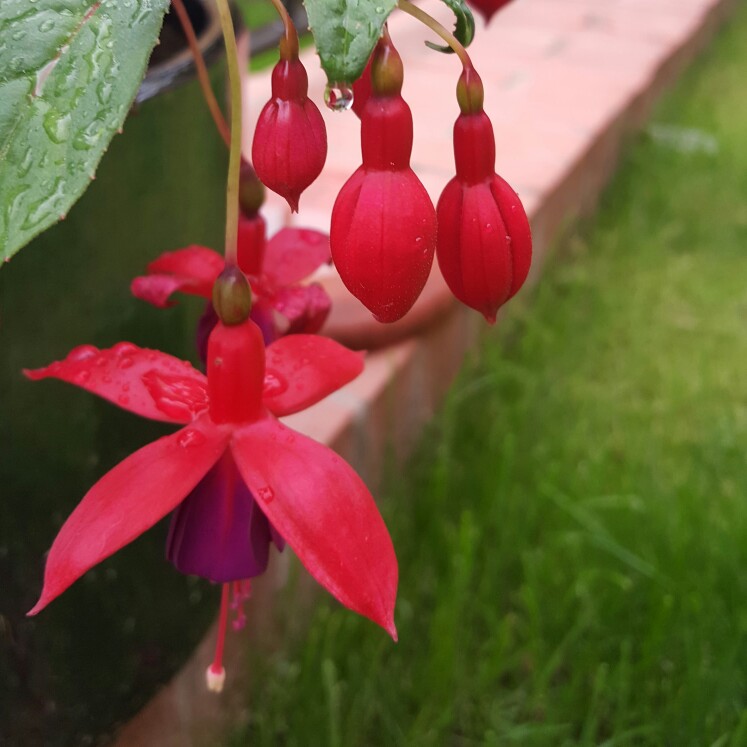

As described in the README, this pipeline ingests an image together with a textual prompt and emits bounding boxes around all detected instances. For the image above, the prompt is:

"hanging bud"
[251,41,327,212]
[237,160,267,276]
[436,67,532,323]
[330,31,436,323]
[467,0,514,24]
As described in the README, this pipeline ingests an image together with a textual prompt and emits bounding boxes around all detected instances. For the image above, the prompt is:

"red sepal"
[29,416,230,615]
[262,228,331,288]
[24,343,208,424]
[269,284,331,335]
[133,246,224,305]
[231,418,397,637]
[263,335,364,416]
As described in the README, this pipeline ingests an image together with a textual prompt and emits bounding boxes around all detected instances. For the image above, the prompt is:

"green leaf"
[304,0,397,85]
[424,0,475,54]
[0,0,170,263]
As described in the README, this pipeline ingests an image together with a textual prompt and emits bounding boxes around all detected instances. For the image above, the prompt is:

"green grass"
[230,7,747,746]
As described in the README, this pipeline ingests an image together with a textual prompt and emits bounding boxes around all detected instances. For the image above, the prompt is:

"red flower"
[436,69,532,322]
[252,56,327,212]
[467,0,514,23]
[131,222,332,341]
[25,321,398,684]
[330,31,437,323]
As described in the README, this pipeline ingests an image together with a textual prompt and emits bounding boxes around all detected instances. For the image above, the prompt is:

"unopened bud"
[212,266,252,325]
[238,160,266,218]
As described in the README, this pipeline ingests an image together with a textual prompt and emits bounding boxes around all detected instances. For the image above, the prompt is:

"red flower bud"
[436,69,532,323]
[467,0,514,23]
[331,34,436,323]
[252,57,327,212]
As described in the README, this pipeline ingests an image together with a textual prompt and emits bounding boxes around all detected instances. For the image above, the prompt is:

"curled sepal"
[131,246,223,307]
[425,0,475,54]
[23,343,208,424]
[263,335,364,416]
[231,418,398,637]
[28,417,230,615]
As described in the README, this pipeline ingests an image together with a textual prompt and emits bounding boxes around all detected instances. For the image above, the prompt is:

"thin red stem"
[171,0,231,147]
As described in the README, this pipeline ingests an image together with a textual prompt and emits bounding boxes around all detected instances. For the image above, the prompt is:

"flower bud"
[467,0,514,23]
[437,72,531,322]
[331,34,436,323]
[251,57,327,212]
[238,160,265,218]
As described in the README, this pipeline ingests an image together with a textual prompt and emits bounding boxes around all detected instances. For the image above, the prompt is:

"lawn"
[230,6,747,745]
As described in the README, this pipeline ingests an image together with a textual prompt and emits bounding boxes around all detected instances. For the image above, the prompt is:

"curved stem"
[397,0,472,69]
[216,0,242,265]
[269,0,299,59]
[172,0,231,146]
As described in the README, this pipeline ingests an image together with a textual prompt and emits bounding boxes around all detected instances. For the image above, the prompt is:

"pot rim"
[136,0,225,104]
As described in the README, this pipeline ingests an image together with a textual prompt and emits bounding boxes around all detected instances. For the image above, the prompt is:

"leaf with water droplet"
[0,0,170,262]
[303,0,397,85]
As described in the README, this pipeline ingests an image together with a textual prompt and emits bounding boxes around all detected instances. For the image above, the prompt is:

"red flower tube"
[436,68,532,323]
[331,31,437,323]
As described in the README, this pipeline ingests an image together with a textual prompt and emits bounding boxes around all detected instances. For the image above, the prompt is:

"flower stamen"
[206,582,231,692]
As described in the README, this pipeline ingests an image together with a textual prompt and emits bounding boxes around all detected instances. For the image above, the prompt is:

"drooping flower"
[330,29,437,323]
[26,272,397,690]
[467,0,514,23]
[131,225,332,346]
[252,51,327,212]
[436,67,532,323]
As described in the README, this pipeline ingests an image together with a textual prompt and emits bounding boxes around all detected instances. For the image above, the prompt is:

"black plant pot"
[0,3,233,744]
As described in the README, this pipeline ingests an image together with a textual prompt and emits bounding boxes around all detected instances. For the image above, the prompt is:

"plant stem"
[216,0,242,265]
[269,0,299,59]
[397,0,472,69]
[172,0,231,146]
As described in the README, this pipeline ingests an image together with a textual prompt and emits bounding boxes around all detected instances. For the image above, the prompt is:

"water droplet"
[122,383,130,392]
[118,357,134,369]
[11,29,26,42]
[68,344,98,362]
[178,429,206,448]
[117,394,130,405]
[102,374,113,384]
[73,370,92,384]
[263,370,288,397]
[18,148,34,177]
[21,177,66,231]
[38,18,55,33]
[43,110,71,144]
[257,486,275,503]
[324,83,354,112]
[112,342,137,356]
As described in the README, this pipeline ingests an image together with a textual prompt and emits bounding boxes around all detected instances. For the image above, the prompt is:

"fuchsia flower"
[331,30,437,324]
[252,54,327,212]
[131,221,332,344]
[25,280,398,687]
[436,68,532,323]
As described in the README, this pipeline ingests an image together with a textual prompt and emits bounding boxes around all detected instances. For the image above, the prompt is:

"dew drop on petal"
[67,344,98,362]
[178,429,206,448]
[263,370,288,397]
[73,370,91,385]
[112,342,138,357]
[118,357,134,369]
[324,83,354,112]
[257,486,274,503]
